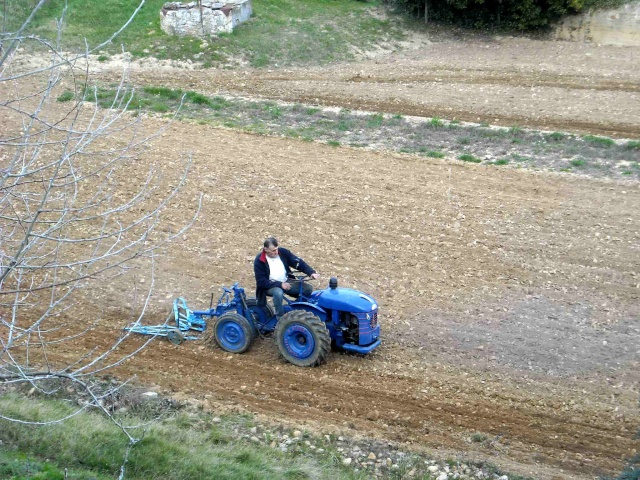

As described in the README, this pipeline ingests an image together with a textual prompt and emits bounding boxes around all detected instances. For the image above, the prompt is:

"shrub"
[387,0,589,31]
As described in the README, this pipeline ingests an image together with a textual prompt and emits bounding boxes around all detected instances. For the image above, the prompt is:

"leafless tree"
[0,0,201,463]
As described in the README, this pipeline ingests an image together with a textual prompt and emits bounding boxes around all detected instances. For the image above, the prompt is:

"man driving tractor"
[253,237,320,320]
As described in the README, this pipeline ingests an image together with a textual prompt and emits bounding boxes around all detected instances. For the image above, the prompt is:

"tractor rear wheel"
[245,298,275,333]
[214,313,254,354]
[275,310,330,367]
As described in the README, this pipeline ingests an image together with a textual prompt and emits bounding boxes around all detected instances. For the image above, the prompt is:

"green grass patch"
[66,85,236,113]
[0,393,358,480]
[327,140,341,147]
[624,140,640,150]
[583,134,615,147]
[510,153,531,162]
[570,158,587,167]
[458,153,481,163]
[150,102,170,113]
[426,151,446,158]
[470,433,488,443]
[0,448,115,480]
[185,91,212,106]
[264,103,283,119]
[366,113,385,128]
[336,119,354,132]
[8,0,417,68]
[429,117,444,128]
[56,90,74,102]
[143,86,184,100]
[546,131,566,141]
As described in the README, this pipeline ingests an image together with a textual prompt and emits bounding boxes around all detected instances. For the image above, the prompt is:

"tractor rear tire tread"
[275,310,330,367]
[245,298,275,317]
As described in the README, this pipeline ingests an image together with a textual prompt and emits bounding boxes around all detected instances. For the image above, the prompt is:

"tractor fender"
[288,301,326,321]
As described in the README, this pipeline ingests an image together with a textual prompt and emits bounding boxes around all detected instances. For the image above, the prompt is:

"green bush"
[384,0,617,31]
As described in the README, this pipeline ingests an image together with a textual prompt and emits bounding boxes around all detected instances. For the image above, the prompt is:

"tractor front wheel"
[275,310,330,367]
[214,313,254,354]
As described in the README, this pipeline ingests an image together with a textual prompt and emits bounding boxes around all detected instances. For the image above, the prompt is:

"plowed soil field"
[11,36,640,479]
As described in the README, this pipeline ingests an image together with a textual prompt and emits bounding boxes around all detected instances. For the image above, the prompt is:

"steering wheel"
[291,274,313,282]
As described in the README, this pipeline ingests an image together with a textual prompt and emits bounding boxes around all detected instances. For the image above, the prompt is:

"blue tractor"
[126,276,381,367]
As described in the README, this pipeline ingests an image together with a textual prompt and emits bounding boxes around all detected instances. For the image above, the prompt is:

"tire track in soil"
[266,72,640,94]
[289,94,640,139]
[58,330,634,478]
[124,70,640,138]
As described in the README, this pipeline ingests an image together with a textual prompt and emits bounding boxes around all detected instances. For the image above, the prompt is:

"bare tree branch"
[0,3,199,466]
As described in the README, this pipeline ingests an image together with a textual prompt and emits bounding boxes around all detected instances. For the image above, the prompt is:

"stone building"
[160,0,252,37]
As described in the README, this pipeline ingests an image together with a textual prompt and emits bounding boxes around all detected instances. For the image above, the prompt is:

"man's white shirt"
[266,255,287,283]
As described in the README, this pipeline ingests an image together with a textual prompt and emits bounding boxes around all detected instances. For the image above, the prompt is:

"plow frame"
[124,283,249,344]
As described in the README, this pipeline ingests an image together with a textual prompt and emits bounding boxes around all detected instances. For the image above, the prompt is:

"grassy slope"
[0,393,360,480]
[7,0,413,67]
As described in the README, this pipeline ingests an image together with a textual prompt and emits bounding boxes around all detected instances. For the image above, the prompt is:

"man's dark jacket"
[254,247,316,305]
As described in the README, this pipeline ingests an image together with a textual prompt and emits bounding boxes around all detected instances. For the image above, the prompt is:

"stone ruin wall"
[554,1,640,46]
[161,0,252,37]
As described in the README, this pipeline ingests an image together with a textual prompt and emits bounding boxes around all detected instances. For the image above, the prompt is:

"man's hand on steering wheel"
[310,273,320,280]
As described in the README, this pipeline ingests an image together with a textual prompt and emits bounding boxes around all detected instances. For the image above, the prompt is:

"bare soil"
[100,36,640,139]
[10,36,640,479]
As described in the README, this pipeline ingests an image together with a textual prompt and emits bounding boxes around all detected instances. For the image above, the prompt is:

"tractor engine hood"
[315,287,378,313]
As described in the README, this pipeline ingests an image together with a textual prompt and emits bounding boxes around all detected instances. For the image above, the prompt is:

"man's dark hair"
[264,237,278,248]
